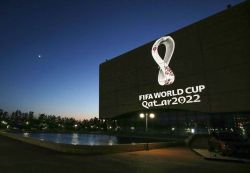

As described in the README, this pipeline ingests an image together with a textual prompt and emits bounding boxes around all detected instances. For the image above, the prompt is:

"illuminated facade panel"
[99,2,250,119]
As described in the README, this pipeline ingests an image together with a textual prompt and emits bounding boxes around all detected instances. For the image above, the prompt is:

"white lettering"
[177,89,184,95]
[167,90,172,97]
[142,101,149,109]
[153,92,161,99]
[199,85,205,92]
[139,85,205,108]
[185,87,192,94]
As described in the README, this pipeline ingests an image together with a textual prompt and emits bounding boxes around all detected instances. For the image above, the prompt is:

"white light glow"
[191,128,195,134]
[149,113,155,119]
[139,113,145,118]
[23,132,29,137]
[1,120,7,125]
[152,36,175,86]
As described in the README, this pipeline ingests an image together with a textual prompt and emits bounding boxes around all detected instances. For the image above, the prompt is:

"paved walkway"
[0,135,250,173]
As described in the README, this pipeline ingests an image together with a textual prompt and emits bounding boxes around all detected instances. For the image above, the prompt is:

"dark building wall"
[99,2,250,119]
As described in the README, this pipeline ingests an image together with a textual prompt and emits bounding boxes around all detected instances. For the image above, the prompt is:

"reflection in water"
[55,133,62,143]
[71,133,79,145]
[19,133,152,146]
[39,133,44,141]
[88,135,95,146]
[108,139,113,146]
[23,132,30,137]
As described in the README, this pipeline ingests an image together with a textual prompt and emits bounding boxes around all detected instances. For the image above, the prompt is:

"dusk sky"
[0,0,244,119]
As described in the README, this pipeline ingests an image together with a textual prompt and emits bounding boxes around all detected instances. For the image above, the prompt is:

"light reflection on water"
[71,133,79,145]
[22,133,119,145]
[23,132,30,137]
[55,133,61,143]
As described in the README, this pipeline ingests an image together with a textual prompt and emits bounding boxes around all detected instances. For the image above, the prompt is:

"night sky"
[0,0,244,119]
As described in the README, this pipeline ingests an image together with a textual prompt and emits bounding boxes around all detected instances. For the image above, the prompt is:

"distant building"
[99,2,250,135]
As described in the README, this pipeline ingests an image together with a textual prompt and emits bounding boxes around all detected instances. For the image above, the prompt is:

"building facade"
[99,2,250,135]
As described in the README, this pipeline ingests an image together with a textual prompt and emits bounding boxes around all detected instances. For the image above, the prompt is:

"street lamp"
[139,113,155,132]
[149,113,155,119]
[74,124,78,131]
[139,113,145,118]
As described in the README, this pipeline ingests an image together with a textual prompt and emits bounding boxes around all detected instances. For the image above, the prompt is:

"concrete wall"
[99,2,250,118]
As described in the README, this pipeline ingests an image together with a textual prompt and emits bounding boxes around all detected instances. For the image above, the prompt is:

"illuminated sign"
[138,36,206,109]
[139,85,205,109]
[151,36,175,86]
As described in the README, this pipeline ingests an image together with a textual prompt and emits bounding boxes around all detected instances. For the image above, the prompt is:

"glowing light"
[191,128,195,134]
[108,140,113,146]
[23,132,29,137]
[139,113,145,118]
[152,36,175,86]
[1,120,7,125]
[149,113,155,119]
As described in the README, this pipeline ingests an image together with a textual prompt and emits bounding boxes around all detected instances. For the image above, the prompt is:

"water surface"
[21,133,161,145]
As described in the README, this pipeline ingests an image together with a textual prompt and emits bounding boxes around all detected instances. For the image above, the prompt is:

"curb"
[191,148,250,164]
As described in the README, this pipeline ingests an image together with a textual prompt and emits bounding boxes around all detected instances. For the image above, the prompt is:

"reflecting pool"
[21,133,162,145]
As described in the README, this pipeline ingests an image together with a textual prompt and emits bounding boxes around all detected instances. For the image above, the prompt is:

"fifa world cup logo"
[151,36,175,86]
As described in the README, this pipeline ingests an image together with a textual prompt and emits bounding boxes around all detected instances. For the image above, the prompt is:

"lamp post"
[139,113,155,132]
